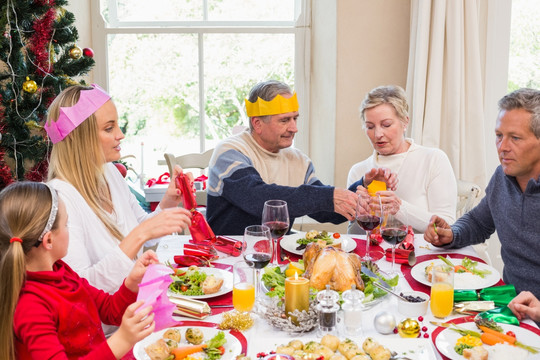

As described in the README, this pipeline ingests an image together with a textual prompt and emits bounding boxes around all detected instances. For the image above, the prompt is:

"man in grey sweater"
[424,88,540,300]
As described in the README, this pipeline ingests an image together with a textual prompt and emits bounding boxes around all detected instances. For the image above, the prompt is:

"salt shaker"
[341,284,365,336]
[316,285,340,335]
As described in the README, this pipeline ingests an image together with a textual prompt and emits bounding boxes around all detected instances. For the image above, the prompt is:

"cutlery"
[430,320,451,327]
[361,265,391,289]
[210,304,234,308]
[372,281,409,302]
[390,352,413,360]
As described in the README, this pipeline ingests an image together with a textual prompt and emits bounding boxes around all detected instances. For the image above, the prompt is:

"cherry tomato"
[332,233,341,239]
[506,331,516,338]
[180,285,189,292]
[218,346,225,355]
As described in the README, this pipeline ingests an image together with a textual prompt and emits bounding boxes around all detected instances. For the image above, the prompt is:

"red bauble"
[114,162,127,177]
[83,47,94,58]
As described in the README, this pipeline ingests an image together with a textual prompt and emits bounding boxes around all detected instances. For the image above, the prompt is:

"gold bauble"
[22,77,38,94]
[397,318,420,338]
[69,45,82,59]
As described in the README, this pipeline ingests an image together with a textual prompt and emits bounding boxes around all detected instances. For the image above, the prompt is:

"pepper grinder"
[341,284,365,336]
[316,285,340,335]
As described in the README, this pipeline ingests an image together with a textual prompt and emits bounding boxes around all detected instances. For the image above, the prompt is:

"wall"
[65,1,94,82]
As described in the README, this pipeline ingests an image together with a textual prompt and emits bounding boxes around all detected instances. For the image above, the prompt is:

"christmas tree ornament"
[373,311,396,334]
[23,77,38,94]
[69,45,83,59]
[83,47,94,58]
[397,318,420,338]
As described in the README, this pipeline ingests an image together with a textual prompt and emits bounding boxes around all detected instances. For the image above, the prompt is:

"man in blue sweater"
[424,88,540,299]
[207,80,396,235]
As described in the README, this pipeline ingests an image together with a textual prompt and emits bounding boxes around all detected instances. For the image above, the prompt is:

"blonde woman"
[45,84,191,294]
[347,85,457,233]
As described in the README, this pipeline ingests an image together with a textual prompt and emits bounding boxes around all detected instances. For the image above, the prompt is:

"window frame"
[89,0,311,154]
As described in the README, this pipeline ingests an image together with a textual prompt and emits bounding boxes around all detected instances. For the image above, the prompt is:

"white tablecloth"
[155,234,535,359]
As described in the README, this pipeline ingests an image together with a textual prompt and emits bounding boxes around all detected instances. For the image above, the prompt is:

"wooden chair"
[456,179,481,218]
[163,149,214,206]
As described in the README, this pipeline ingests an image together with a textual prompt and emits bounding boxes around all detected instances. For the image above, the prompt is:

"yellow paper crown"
[245,93,299,117]
[367,180,387,196]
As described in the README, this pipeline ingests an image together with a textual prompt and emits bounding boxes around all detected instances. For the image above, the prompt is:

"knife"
[361,265,391,289]
[430,321,451,327]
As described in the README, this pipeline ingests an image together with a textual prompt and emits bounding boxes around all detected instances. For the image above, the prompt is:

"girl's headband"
[44,84,111,144]
[36,183,59,245]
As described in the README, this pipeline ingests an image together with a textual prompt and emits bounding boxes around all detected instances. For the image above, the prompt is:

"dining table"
[129,233,540,360]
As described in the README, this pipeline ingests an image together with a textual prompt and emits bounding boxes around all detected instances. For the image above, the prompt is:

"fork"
[390,352,413,360]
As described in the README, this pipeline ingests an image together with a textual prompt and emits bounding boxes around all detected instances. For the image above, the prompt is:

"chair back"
[456,179,481,218]
[164,149,214,206]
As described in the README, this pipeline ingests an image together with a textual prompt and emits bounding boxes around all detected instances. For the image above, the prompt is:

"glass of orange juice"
[430,264,454,318]
[233,261,256,313]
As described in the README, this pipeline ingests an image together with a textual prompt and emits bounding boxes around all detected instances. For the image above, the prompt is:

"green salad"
[261,262,398,304]
[169,267,207,296]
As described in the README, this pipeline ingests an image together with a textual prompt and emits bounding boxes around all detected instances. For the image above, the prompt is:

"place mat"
[401,253,504,295]
[279,237,385,264]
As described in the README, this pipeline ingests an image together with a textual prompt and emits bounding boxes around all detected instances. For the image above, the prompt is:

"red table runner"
[401,253,504,295]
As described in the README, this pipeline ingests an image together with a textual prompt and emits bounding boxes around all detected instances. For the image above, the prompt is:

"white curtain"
[406,0,509,188]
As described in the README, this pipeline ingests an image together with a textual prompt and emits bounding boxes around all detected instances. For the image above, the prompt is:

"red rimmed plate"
[432,315,540,359]
[133,321,247,359]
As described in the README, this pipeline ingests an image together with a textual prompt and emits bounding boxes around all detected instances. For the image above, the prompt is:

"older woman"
[45,84,192,295]
[347,85,456,233]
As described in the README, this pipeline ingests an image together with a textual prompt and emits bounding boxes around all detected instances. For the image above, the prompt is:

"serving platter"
[168,267,233,300]
[410,257,500,290]
[133,322,247,360]
[280,232,357,256]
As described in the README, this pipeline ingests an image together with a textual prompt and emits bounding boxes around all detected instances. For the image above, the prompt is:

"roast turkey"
[302,242,364,292]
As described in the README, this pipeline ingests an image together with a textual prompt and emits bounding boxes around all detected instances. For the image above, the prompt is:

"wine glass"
[355,192,382,261]
[381,204,408,275]
[242,225,273,305]
[262,200,290,265]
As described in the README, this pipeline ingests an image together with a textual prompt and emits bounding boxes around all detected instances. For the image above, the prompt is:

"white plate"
[133,325,243,360]
[435,321,540,359]
[280,232,357,256]
[168,267,233,299]
[258,337,435,359]
[410,257,500,290]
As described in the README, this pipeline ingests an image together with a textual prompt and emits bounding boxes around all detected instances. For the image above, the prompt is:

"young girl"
[0,181,157,359]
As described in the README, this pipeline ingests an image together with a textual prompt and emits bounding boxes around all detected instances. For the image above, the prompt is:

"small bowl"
[397,291,429,317]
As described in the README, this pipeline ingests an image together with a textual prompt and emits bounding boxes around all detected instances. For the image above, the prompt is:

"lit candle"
[285,272,309,325]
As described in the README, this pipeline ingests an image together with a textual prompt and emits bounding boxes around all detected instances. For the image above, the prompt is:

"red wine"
[356,215,381,231]
[264,221,289,238]
[381,228,407,245]
[244,252,272,269]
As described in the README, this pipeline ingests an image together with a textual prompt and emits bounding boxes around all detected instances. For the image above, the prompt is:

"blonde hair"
[0,182,59,360]
[359,85,409,127]
[47,86,123,241]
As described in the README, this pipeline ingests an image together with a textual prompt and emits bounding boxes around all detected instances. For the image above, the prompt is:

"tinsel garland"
[0,111,15,186]
[24,158,48,182]
[29,5,57,76]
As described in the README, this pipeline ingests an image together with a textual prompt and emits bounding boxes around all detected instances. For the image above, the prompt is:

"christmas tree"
[0,0,95,188]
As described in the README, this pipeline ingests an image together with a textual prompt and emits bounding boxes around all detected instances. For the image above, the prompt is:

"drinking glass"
[381,204,408,275]
[232,261,256,313]
[355,192,382,261]
[430,265,454,318]
[242,225,273,303]
[262,200,290,265]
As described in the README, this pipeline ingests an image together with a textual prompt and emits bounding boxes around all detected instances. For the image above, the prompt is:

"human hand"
[160,165,194,209]
[333,188,358,220]
[376,191,401,214]
[107,301,155,358]
[424,215,453,246]
[121,208,192,258]
[125,250,160,292]
[364,167,398,191]
[508,291,540,322]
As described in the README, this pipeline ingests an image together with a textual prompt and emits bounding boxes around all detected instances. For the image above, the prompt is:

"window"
[508,0,540,91]
[93,0,310,181]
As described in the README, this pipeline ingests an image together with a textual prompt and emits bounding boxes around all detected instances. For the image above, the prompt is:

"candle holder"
[261,297,318,333]
[263,354,294,360]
